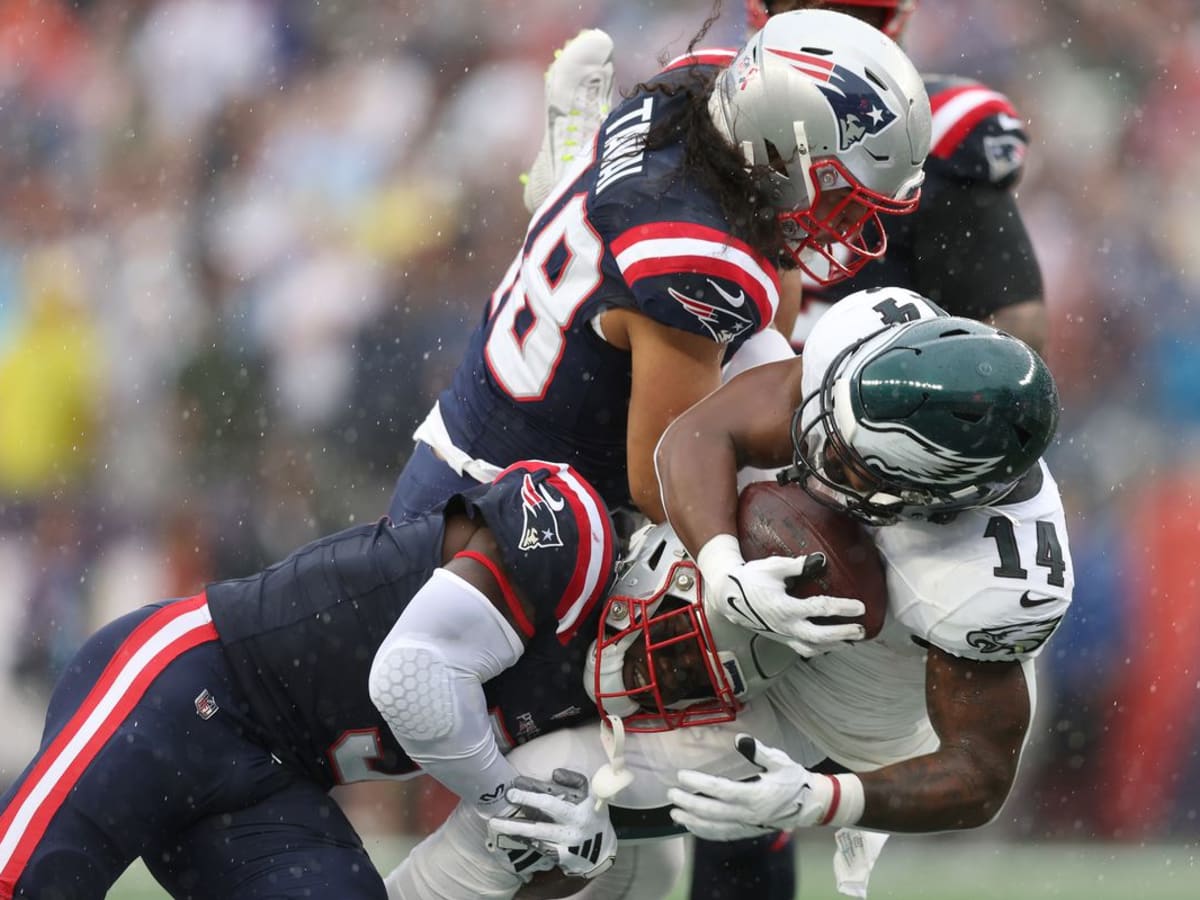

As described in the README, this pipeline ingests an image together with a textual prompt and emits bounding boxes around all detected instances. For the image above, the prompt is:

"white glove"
[697,535,866,656]
[486,769,617,880]
[485,822,556,882]
[667,735,863,840]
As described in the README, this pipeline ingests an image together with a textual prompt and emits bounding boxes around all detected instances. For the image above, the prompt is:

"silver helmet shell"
[709,9,931,283]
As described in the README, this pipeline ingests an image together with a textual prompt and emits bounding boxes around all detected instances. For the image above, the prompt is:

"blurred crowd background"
[1,0,1197,855]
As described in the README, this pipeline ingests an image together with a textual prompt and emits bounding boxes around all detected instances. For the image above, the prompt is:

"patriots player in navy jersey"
[0,462,708,899]
[389,10,931,529]
[750,1,1047,354]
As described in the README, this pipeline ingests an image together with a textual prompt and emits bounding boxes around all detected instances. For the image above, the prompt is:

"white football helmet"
[709,9,931,284]
[584,524,798,732]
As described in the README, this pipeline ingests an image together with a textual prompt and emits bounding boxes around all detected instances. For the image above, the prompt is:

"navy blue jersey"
[794,73,1039,337]
[207,462,617,789]
[437,61,780,509]
[923,75,1028,189]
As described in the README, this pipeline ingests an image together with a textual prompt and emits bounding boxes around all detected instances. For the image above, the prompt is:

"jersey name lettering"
[596,98,653,194]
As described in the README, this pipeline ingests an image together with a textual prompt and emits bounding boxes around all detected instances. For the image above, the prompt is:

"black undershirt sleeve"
[904,181,1044,320]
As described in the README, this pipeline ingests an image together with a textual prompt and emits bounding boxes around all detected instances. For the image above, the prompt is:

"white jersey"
[767,460,1073,770]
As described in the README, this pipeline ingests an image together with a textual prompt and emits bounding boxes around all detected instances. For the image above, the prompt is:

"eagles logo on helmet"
[746,1,919,40]
[782,298,1060,525]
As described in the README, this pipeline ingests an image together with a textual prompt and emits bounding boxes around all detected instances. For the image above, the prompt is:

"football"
[736,480,888,639]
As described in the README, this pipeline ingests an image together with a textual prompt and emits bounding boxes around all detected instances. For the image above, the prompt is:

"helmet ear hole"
[763,139,789,175]
[863,67,888,90]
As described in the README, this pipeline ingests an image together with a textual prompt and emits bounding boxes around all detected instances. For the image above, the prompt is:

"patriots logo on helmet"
[518,473,565,551]
[669,285,753,344]
[767,47,898,151]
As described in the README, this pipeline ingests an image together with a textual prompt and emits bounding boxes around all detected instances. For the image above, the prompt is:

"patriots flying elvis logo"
[519,473,565,551]
[669,284,753,344]
[767,47,897,151]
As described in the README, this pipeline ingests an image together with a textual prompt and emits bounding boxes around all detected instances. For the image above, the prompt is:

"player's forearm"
[654,417,742,554]
[370,569,525,815]
[858,746,1016,832]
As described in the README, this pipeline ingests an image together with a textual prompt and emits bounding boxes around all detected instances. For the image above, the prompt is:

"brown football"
[736,480,888,639]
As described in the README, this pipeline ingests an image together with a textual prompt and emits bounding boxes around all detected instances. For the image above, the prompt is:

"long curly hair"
[624,2,791,266]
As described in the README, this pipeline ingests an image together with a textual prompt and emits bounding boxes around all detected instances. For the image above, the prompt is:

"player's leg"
[146,776,386,900]
[688,833,795,900]
[521,28,615,213]
[388,440,481,521]
[0,596,222,898]
[572,837,687,900]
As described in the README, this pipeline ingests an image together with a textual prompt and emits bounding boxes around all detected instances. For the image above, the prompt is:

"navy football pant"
[689,832,795,900]
[0,596,385,900]
[388,440,481,522]
[689,756,855,900]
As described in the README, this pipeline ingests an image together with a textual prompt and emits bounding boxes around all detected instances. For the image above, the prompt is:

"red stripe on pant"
[0,594,217,895]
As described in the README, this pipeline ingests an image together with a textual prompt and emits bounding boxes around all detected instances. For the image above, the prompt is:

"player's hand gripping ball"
[737,481,888,639]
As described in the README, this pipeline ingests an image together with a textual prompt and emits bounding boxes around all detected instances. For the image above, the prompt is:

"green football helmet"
[784,314,1060,524]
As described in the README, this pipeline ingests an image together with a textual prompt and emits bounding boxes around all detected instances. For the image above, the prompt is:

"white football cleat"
[522,28,615,213]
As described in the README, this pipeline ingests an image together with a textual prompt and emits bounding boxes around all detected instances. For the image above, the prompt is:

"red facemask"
[591,561,741,733]
[778,157,921,285]
[746,1,918,40]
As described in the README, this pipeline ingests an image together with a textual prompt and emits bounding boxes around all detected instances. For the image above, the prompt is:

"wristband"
[818,773,865,827]
[695,533,746,590]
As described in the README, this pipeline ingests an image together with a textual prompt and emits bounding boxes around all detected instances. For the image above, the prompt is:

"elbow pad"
[369,568,524,812]
[370,638,457,742]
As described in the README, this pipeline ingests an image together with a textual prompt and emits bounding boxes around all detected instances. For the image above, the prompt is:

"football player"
[522,3,1043,354]
[389,10,932,531]
[0,461,745,899]
[385,288,1073,900]
[753,0,1047,354]
[658,287,1072,892]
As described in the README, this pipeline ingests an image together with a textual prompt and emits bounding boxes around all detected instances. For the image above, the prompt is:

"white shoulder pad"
[876,463,1074,662]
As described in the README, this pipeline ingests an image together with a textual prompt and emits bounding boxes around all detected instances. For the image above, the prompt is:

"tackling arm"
[610,308,725,523]
[368,530,535,817]
[857,646,1031,831]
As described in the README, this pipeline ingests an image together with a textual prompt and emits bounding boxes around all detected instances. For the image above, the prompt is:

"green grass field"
[107,835,1199,899]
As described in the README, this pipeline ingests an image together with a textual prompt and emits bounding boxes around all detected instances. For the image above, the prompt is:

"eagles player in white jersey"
[381,288,1073,900]
[658,287,1072,835]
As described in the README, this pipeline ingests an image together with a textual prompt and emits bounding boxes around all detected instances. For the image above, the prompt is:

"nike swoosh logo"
[538,484,566,511]
[1019,591,1060,608]
[707,278,746,308]
[726,580,770,631]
